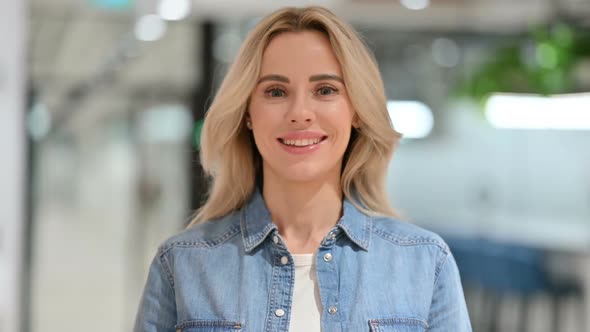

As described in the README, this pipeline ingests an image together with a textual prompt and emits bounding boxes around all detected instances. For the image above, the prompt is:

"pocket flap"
[368,318,428,332]
[175,319,242,332]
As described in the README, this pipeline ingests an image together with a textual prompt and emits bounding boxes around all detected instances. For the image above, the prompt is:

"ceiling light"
[387,100,434,138]
[485,93,590,130]
[431,38,460,68]
[134,14,167,42]
[157,0,191,21]
[400,0,430,10]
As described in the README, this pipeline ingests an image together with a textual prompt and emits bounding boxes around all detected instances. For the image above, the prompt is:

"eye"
[316,86,338,96]
[265,87,286,98]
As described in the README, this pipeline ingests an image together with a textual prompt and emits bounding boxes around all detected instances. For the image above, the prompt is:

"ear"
[245,113,252,129]
[352,114,360,129]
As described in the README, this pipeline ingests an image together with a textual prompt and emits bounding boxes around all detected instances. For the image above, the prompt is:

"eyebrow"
[257,74,344,84]
[310,74,344,83]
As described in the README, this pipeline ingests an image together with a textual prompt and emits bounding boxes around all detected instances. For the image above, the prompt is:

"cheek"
[249,105,274,130]
[249,98,286,123]
[248,105,282,149]
[331,115,354,149]
[323,106,354,136]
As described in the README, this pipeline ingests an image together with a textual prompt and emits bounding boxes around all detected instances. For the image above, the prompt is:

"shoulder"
[158,211,242,253]
[370,216,453,280]
[371,215,450,254]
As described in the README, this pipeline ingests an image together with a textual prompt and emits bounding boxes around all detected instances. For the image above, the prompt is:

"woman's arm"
[133,249,177,332]
[427,252,473,331]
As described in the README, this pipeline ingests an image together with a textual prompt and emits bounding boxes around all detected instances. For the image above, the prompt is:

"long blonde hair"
[189,6,402,226]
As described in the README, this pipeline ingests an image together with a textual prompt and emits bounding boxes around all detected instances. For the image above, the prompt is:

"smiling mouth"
[278,136,328,147]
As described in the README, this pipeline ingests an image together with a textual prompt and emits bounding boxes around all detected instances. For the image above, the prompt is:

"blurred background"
[1,0,590,331]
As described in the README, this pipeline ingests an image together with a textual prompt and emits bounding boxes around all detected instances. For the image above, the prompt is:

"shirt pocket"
[368,318,428,332]
[175,319,243,332]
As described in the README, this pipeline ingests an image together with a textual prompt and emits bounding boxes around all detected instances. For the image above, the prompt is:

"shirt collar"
[240,189,277,253]
[337,195,372,251]
[240,188,372,252]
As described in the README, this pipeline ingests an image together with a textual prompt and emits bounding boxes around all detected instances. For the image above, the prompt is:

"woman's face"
[248,30,357,185]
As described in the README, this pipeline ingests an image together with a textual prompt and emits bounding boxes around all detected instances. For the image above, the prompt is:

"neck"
[262,171,343,254]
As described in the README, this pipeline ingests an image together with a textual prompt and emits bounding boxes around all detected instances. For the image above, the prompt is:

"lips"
[278,136,328,147]
[276,132,328,154]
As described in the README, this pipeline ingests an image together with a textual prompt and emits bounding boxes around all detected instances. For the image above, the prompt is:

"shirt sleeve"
[133,249,177,332]
[427,251,473,331]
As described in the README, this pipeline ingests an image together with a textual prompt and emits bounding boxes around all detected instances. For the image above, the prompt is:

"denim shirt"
[134,190,472,332]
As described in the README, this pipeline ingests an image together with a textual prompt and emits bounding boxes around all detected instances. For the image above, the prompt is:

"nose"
[286,92,315,125]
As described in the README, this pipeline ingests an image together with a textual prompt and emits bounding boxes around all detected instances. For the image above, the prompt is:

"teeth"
[282,138,322,146]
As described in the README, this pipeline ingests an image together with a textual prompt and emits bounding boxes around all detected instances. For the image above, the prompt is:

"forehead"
[259,30,342,77]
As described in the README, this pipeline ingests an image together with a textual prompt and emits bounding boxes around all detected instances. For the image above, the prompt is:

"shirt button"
[280,256,289,265]
[328,306,338,315]
[323,253,333,262]
[329,232,336,240]
[275,308,285,317]
[272,235,279,244]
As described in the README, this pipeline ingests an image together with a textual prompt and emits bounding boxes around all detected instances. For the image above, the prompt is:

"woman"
[134,6,472,332]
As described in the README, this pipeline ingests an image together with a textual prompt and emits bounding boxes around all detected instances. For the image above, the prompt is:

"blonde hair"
[189,6,402,226]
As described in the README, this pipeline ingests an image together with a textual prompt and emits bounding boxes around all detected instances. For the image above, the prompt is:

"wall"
[388,101,590,245]
[0,0,26,331]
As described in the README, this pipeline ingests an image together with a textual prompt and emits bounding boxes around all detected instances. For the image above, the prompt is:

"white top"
[289,254,322,332]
